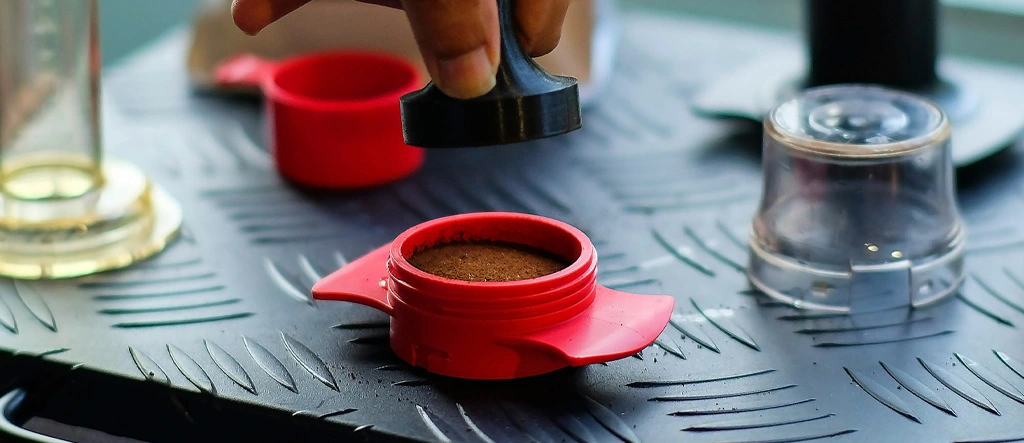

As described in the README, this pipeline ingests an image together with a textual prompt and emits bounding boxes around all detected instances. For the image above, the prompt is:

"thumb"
[401,0,500,99]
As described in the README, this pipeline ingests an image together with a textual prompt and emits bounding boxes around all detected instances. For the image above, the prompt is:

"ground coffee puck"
[409,240,569,282]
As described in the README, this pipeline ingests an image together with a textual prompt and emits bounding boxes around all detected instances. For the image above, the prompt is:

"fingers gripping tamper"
[0,0,181,279]
[400,0,583,148]
[748,85,966,312]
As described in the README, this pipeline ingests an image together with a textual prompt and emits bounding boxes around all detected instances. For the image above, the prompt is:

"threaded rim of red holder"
[387,213,596,322]
[263,51,422,112]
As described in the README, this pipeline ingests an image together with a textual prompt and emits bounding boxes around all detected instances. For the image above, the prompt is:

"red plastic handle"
[214,54,279,89]
[311,245,393,316]
[508,287,675,365]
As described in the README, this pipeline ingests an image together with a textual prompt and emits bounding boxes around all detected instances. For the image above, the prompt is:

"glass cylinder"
[0,0,182,280]
[0,0,101,201]
[748,85,966,312]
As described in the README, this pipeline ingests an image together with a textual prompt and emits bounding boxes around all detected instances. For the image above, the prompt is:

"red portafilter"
[313,213,675,380]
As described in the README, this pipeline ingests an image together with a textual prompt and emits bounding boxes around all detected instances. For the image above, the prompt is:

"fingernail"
[239,25,263,36]
[232,0,271,35]
[435,47,498,99]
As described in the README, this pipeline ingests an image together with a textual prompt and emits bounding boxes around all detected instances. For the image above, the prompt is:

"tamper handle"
[400,0,582,148]
[493,0,555,96]
[806,0,939,90]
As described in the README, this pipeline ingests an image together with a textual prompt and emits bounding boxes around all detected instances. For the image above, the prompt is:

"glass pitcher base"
[0,159,181,279]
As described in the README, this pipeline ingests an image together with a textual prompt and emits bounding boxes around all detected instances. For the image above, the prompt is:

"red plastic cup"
[215,52,425,189]
[312,212,675,380]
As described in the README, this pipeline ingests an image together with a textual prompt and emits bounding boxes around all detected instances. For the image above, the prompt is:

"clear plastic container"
[0,0,181,279]
[0,0,101,198]
[748,85,966,312]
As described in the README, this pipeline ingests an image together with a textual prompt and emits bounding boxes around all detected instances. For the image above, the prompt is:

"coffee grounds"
[409,240,570,282]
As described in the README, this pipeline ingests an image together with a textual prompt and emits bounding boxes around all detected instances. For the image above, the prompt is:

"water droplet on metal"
[811,281,833,298]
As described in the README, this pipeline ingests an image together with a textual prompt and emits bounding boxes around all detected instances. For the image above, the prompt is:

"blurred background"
[99,0,201,65]
[100,0,1024,68]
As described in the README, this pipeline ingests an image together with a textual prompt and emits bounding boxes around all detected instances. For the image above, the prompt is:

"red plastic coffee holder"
[312,212,675,380]
[215,52,425,189]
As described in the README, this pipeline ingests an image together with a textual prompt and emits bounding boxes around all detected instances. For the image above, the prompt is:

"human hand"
[231,0,571,99]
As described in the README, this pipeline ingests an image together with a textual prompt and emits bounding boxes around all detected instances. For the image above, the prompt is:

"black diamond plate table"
[3,10,1024,443]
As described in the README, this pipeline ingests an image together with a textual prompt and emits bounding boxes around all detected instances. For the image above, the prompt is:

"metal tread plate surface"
[4,11,1024,443]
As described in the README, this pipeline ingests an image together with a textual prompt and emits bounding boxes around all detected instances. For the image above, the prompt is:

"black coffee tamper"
[400,0,583,148]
